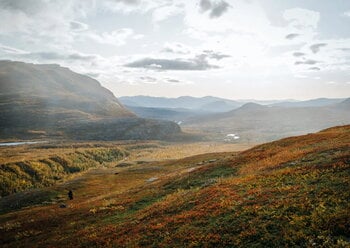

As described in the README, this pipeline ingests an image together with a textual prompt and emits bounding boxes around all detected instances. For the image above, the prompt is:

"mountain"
[232,102,267,112]
[125,105,197,122]
[199,100,239,112]
[335,97,350,110]
[0,61,182,140]
[0,61,132,117]
[237,99,298,105]
[271,98,346,108]
[185,101,350,142]
[119,95,242,112]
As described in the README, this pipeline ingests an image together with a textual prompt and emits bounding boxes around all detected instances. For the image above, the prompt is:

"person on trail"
[68,190,73,200]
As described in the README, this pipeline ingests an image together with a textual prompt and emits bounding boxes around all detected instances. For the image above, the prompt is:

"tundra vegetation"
[0,125,349,247]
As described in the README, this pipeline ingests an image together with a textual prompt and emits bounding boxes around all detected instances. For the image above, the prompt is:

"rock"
[187,168,196,172]
[146,177,158,182]
[208,159,217,163]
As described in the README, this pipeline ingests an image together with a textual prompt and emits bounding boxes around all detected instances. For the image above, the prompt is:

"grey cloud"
[125,56,218,71]
[23,51,98,62]
[199,0,212,11]
[338,48,350,52]
[295,59,319,65]
[310,43,327,53]
[285,33,299,40]
[199,0,230,18]
[203,50,231,60]
[210,1,230,18]
[67,53,97,61]
[293,52,306,57]
[0,0,46,15]
[70,21,89,32]
[111,0,140,5]
[162,47,180,53]
[139,76,157,82]
[309,67,320,71]
[138,76,183,84]
[166,78,181,83]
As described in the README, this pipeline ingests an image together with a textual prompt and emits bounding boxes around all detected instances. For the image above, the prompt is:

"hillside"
[0,144,128,197]
[0,125,349,247]
[184,100,350,142]
[0,61,182,140]
[126,105,208,123]
[336,98,350,110]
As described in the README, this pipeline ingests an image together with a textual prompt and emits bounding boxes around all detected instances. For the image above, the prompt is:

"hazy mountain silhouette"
[0,61,181,140]
[126,105,197,122]
[270,98,346,108]
[334,97,350,110]
[119,95,242,111]
[120,95,346,116]
[185,100,350,142]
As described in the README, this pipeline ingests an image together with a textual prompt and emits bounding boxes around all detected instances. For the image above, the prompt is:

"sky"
[0,0,350,100]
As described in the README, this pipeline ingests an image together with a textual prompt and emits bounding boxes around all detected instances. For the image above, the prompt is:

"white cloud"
[101,0,170,14]
[78,28,143,46]
[161,42,191,54]
[0,44,26,54]
[343,10,350,17]
[283,8,320,35]
[152,3,184,23]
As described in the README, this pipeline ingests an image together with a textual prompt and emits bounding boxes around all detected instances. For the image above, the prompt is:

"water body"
[0,141,47,147]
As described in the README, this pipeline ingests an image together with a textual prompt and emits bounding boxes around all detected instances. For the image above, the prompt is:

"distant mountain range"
[120,95,347,110]
[119,95,348,124]
[0,61,182,140]
[270,98,346,108]
[119,95,242,112]
[184,99,350,142]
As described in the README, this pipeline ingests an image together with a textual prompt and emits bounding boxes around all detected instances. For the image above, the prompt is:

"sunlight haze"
[1,0,350,99]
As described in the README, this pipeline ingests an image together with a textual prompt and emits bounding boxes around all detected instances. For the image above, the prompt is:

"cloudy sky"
[1,0,350,100]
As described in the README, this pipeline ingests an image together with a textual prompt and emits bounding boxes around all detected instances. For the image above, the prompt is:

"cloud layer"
[0,0,349,99]
[125,56,218,71]
[199,0,230,18]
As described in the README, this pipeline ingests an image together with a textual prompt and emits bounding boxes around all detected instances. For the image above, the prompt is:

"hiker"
[68,190,73,200]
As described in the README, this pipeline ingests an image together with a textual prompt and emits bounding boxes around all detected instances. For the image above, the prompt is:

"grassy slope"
[0,126,349,247]
[0,143,128,197]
